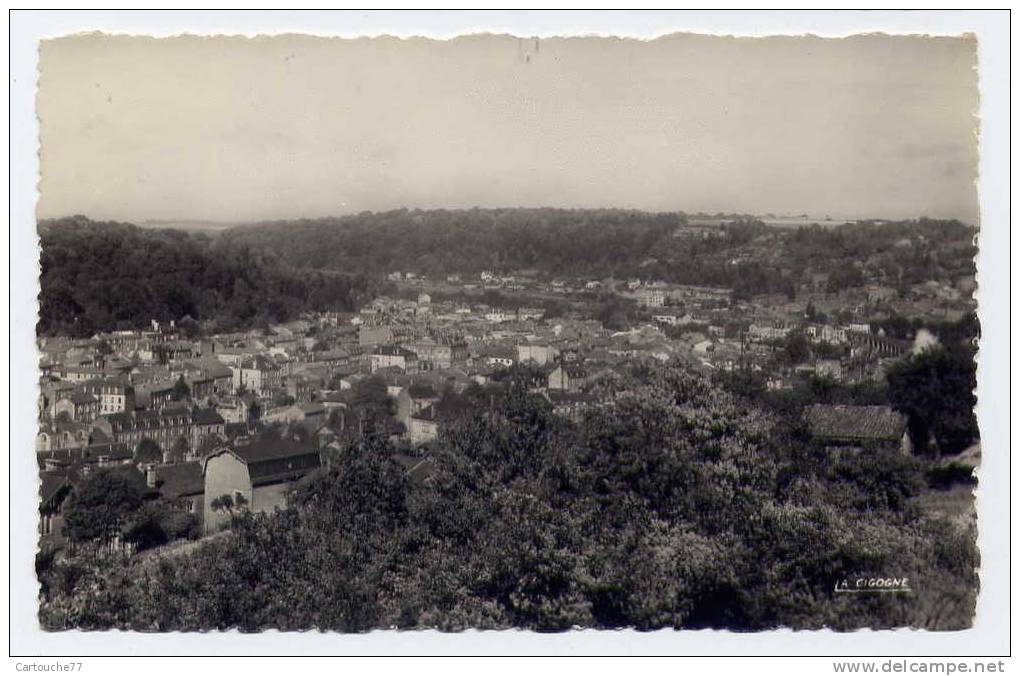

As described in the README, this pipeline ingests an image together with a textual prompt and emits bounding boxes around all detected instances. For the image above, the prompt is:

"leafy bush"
[927,463,977,490]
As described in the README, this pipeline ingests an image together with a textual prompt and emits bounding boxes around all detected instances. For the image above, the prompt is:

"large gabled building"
[93,406,226,457]
[201,439,322,533]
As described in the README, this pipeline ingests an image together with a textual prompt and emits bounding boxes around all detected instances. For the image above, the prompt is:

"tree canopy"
[887,344,979,457]
[134,439,163,465]
[61,467,147,544]
[37,217,376,336]
[41,364,977,632]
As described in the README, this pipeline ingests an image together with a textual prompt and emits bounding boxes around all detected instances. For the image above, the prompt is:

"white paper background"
[6,9,1011,658]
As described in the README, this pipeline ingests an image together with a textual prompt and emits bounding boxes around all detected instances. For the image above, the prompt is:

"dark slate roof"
[804,405,908,443]
[146,382,177,395]
[231,438,322,487]
[246,454,321,487]
[297,403,326,417]
[39,472,71,508]
[192,407,226,425]
[234,437,315,463]
[547,391,598,406]
[407,383,438,399]
[373,346,417,358]
[184,357,233,379]
[224,422,256,438]
[154,462,204,498]
[36,443,134,470]
[317,349,350,361]
[104,407,200,433]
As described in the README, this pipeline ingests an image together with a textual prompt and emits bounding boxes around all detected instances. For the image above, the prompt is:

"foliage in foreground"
[38,368,977,632]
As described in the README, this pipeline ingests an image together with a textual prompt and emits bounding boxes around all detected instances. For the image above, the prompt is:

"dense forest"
[227,210,976,292]
[37,364,976,631]
[231,208,684,278]
[38,217,377,337]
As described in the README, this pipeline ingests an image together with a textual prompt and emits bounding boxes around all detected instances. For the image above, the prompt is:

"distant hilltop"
[116,210,973,231]
[138,219,241,232]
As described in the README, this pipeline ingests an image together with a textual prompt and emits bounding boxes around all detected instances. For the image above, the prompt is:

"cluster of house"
[39,436,324,543]
[30,305,605,544]
[37,263,964,551]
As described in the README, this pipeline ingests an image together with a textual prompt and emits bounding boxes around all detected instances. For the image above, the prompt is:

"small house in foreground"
[804,404,911,454]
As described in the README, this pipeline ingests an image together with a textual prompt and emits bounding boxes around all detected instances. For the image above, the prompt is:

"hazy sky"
[37,32,979,223]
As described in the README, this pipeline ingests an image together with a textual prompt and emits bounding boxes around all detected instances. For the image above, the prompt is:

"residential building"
[78,378,136,415]
[36,421,91,452]
[52,392,100,423]
[748,322,792,342]
[202,440,321,532]
[407,405,440,444]
[636,289,666,308]
[547,364,591,393]
[485,310,512,323]
[815,359,843,380]
[149,462,205,527]
[92,407,226,455]
[39,472,72,545]
[262,402,327,425]
[517,343,559,366]
[216,397,251,424]
[652,310,695,327]
[516,307,545,321]
[137,380,178,410]
[358,325,394,348]
[804,405,911,454]
[370,346,419,374]
[406,337,469,370]
[546,391,600,422]
[807,325,848,345]
[395,383,440,431]
[231,355,284,396]
[848,333,910,360]
[288,372,321,402]
[482,347,515,368]
[191,408,227,452]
